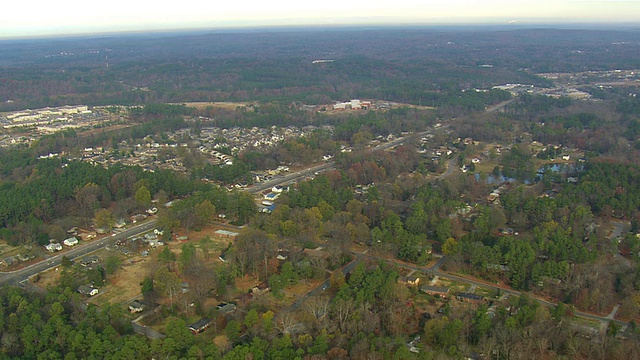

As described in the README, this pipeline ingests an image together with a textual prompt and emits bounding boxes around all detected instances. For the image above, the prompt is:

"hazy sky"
[2,0,639,38]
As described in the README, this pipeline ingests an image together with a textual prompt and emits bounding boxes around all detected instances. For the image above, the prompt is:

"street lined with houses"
[0,220,157,286]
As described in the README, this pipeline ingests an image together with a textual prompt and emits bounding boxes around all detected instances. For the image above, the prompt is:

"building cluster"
[0,105,105,131]
[0,105,117,147]
[332,99,372,110]
[181,124,335,155]
[299,99,395,112]
[66,125,332,188]
[493,70,640,102]
[491,83,591,99]
[538,69,640,85]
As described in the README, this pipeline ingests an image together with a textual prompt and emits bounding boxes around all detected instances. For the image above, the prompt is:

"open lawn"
[31,266,62,289]
[282,280,324,306]
[91,256,152,307]
[171,224,243,258]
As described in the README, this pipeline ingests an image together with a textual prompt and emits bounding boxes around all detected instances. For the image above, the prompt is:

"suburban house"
[181,282,189,294]
[131,214,147,223]
[144,233,157,240]
[420,285,450,298]
[302,247,330,261]
[63,237,79,246]
[45,242,63,252]
[148,239,164,247]
[80,255,99,267]
[398,276,421,286]
[17,253,31,262]
[216,302,237,314]
[2,257,16,267]
[456,292,484,304]
[128,300,145,313]
[214,229,239,239]
[78,285,99,297]
[188,318,211,334]
[251,282,270,295]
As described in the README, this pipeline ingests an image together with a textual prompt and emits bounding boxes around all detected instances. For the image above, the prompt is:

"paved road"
[132,321,166,339]
[485,98,515,113]
[435,158,457,180]
[247,163,334,194]
[246,130,433,195]
[0,219,157,286]
[287,255,362,312]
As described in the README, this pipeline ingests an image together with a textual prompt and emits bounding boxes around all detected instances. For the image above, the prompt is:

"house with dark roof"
[456,292,483,304]
[398,276,420,286]
[45,242,63,252]
[80,255,99,267]
[216,302,237,314]
[78,285,99,297]
[420,285,450,298]
[188,318,211,334]
[252,282,270,295]
[129,300,145,313]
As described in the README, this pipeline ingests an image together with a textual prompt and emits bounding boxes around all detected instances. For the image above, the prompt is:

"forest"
[1,28,639,112]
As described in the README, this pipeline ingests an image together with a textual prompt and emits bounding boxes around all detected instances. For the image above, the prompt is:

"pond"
[474,163,583,185]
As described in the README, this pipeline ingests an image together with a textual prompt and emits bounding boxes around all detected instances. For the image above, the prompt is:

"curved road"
[435,158,457,180]
[356,251,628,330]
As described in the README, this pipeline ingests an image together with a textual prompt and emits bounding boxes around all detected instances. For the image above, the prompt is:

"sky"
[2,0,640,38]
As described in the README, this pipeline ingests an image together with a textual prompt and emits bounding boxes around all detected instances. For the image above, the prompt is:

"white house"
[63,237,78,246]
[148,239,164,247]
[45,243,62,252]
[78,285,99,297]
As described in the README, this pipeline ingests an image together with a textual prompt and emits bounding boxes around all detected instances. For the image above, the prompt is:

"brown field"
[91,256,152,306]
[94,228,232,307]
[41,224,244,306]
[31,266,62,289]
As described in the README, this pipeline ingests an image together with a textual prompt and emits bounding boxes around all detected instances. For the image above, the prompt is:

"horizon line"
[2,20,640,41]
